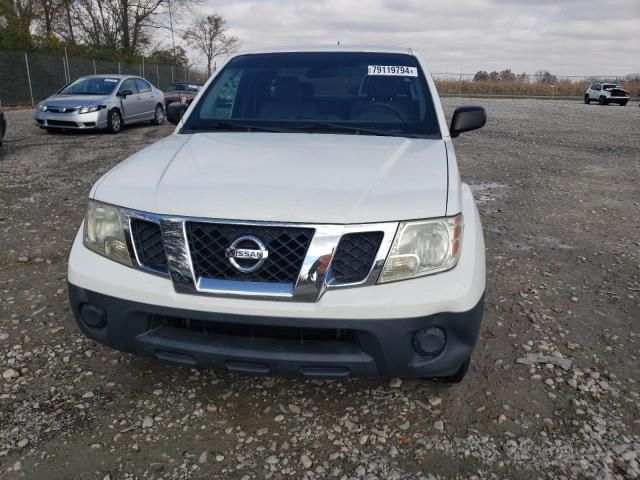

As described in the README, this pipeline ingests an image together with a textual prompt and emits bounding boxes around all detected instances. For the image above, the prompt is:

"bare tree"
[183,14,238,76]
[473,70,489,81]
[2,0,197,55]
[70,0,193,56]
[498,69,515,81]
[0,0,38,49]
[535,70,557,84]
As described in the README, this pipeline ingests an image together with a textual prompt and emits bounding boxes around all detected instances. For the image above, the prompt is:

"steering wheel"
[352,102,405,121]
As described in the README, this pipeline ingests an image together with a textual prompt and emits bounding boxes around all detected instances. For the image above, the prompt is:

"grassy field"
[435,78,640,98]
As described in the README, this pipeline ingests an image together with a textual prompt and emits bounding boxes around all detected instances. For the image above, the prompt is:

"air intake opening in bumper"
[149,315,355,343]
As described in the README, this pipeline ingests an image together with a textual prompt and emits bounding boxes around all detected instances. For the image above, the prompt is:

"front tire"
[584,94,591,104]
[107,109,122,134]
[599,96,608,105]
[152,104,164,125]
[428,357,471,384]
[620,100,628,106]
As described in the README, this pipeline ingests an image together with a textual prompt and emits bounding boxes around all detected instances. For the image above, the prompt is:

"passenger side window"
[120,79,138,94]
[197,68,243,119]
[135,79,152,93]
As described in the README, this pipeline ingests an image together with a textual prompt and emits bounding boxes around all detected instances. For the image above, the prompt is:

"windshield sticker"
[104,79,118,82]
[368,65,418,77]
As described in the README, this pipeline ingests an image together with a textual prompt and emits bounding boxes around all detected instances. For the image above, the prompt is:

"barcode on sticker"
[368,65,418,77]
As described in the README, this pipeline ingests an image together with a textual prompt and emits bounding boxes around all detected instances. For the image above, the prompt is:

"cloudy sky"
[171,0,640,76]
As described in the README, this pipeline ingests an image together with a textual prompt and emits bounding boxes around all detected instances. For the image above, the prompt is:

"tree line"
[473,69,558,83]
[473,69,640,84]
[0,0,238,75]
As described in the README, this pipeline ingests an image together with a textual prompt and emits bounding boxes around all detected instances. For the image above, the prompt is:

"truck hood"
[93,132,449,224]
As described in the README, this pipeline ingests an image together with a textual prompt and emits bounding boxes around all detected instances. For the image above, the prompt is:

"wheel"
[620,101,627,106]
[107,109,122,134]
[584,94,590,104]
[598,96,608,105]
[152,104,165,125]
[428,357,471,384]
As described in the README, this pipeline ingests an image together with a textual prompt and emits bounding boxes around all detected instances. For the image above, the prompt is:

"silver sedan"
[35,75,165,134]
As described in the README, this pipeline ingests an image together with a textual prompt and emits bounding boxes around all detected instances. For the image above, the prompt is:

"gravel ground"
[1,99,639,480]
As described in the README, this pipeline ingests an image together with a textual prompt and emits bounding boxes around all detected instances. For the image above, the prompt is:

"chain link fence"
[432,72,640,100]
[2,53,639,106]
[0,50,209,107]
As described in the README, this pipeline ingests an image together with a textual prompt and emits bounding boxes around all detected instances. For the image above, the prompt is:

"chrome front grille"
[186,222,314,283]
[123,209,398,302]
[47,106,77,113]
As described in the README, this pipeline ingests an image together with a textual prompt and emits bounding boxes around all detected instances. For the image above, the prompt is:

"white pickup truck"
[68,46,487,383]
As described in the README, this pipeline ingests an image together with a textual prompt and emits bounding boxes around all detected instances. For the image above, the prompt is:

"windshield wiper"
[292,122,423,138]
[187,121,294,133]
[185,121,432,138]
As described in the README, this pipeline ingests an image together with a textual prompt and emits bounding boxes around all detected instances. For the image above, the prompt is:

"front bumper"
[69,283,484,378]
[35,109,107,129]
[67,184,486,377]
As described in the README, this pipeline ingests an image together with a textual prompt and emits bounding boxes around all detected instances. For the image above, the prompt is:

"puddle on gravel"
[469,182,572,251]
[537,236,573,249]
[505,240,533,251]
[469,181,511,205]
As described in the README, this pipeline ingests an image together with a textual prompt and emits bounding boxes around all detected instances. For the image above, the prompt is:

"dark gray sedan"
[35,75,165,134]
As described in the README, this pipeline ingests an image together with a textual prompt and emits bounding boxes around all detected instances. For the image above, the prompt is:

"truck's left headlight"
[378,214,462,283]
[83,200,131,266]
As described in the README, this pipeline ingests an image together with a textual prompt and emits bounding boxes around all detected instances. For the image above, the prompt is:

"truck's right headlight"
[378,214,462,283]
[83,199,131,266]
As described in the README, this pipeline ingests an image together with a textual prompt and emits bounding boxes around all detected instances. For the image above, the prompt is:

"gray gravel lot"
[1,99,639,480]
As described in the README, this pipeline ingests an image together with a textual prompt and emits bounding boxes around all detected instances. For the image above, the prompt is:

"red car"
[164,83,201,109]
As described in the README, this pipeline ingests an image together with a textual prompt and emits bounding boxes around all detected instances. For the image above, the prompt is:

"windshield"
[184,52,441,138]
[60,77,120,95]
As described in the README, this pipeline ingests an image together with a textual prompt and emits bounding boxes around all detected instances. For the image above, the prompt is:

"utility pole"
[25,53,34,105]
[168,0,177,61]
[64,47,71,83]
[168,0,177,85]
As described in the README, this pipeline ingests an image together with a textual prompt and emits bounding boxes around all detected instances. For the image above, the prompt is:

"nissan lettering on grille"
[225,235,269,273]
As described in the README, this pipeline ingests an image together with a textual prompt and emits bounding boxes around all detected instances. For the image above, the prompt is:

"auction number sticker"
[368,65,418,77]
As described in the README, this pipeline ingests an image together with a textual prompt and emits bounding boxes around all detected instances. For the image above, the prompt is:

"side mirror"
[450,106,486,138]
[167,102,188,125]
[118,89,133,98]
